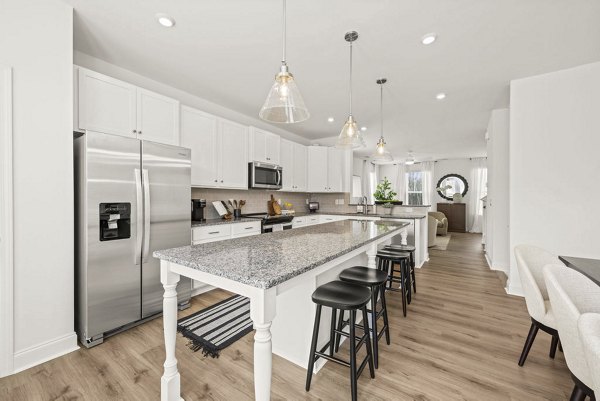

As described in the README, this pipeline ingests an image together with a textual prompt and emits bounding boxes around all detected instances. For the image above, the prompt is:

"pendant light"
[405,151,416,165]
[336,31,365,149]
[259,0,309,123]
[371,78,393,164]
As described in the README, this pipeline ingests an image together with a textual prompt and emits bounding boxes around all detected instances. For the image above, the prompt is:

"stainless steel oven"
[248,161,282,190]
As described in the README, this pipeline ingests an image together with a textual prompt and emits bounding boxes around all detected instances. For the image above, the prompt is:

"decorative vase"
[453,193,463,203]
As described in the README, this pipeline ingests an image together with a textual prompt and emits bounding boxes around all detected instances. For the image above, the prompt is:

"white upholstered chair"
[579,313,600,396]
[544,265,600,401]
[514,245,560,366]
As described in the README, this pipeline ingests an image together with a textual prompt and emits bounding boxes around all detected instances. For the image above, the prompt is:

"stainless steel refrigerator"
[74,130,192,348]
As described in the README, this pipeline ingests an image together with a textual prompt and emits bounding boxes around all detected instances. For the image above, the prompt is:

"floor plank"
[0,233,573,400]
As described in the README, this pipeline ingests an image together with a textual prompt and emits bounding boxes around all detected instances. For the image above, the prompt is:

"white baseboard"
[485,253,492,269]
[505,281,523,297]
[13,332,79,374]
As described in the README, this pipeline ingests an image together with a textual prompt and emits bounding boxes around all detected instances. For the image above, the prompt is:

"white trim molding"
[13,333,79,375]
[0,67,14,378]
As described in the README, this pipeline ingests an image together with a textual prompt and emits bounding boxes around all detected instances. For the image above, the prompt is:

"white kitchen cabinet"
[307,146,329,192]
[249,127,280,164]
[180,106,218,187]
[292,216,307,228]
[231,221,262,238]
[327,148,344,192]
[219,119,249,189]
[181,107,248,189]
[77,67,179,145]
[280,139,307,192]
[136,88,179,145]
[306,215,321,226]
[78,68,136,137]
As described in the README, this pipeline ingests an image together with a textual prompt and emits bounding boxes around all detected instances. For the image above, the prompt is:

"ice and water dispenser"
[99,203,131,241]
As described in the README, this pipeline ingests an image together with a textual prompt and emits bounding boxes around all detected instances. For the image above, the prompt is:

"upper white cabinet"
[180,106,218,187]
[78,68,136,138]
[180,106,248,190]
[280,139,307,192]
[77,67,179,146]
[307,146,329,192]
[136,88,179,145]
[249,127,280,164]
[307,146,345,192]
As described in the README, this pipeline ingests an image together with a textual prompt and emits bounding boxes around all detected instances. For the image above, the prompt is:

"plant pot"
[383,207,393,215]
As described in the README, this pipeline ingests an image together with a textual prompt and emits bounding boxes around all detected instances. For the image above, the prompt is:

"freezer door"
[141,141,192,318]
[81,131,142,339]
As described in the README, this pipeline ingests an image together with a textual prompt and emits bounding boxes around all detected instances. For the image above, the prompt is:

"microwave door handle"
[141,169,151,263]
[134,169,143,265]
[276,169,282,186]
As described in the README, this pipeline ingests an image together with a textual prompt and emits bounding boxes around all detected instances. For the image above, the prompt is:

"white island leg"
[160,262,184,401]
[400,226,408,246]
[367,243,378,269]
[250,288,277,401]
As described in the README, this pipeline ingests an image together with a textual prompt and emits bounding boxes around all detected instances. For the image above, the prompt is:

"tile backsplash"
[191,188,312,219]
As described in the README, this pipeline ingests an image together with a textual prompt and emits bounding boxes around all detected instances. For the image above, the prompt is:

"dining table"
[559,256,600,286]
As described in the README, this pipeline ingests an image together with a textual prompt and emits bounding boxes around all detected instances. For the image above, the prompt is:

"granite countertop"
[192,217,256,227]
[293,211,426,220]
[155,220,408,289]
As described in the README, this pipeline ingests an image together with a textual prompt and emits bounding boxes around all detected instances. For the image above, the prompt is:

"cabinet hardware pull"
[208,231,219,234]
[214,179,218,182]
[245,227,253,230]
[138,131,142,135]
[133,129,137,133]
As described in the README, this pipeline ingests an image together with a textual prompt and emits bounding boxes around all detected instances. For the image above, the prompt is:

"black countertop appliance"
[191,199,206,222]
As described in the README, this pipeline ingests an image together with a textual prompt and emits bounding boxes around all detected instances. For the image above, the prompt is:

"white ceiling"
[64,0,600,161]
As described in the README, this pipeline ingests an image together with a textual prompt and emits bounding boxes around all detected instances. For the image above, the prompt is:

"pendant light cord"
[282,0,286,63]
[380,82,384,139]
[349,41,353,116]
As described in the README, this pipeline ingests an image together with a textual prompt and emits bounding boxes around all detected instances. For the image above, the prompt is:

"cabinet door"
[327,147,343,192]
[249,127,267,162]
[136,88,180,145]
[307,146,329,192]
[180,106,218,187]
[265,132,281,164]
[293,143,307,192]
[78,68,136,137]
[280,139,294,191]
[219,119,248,189]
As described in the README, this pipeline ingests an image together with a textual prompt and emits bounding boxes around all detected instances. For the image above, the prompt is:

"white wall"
[0,0,77,374]
[508,61,600,295]
[74,51,310,146]
[485,109,510,275]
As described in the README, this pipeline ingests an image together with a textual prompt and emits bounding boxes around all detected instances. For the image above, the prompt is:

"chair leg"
[349,310,358,401]
[549,334,559,359]
[334,309,344,353]
[362,306,375,379]
[400,262,407,317]
[405,260,412,304]
[518,321,539,366]
[329,308,337,357]
[380,284,391,345]
[370,288,379,369]
[305,305,322,391]
[569,383,587,401]
[411,254,416,294]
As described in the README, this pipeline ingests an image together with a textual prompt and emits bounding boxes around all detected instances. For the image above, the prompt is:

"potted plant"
[373,177,401,206]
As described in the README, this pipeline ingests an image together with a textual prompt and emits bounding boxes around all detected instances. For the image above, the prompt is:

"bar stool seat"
[311,280,371,309]
[383,245,417,295]
[306,281,375,401]
[377,250,411,317]
[338,266,390,369]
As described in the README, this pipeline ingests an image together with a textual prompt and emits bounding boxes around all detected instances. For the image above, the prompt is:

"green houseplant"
[373,177,401,205]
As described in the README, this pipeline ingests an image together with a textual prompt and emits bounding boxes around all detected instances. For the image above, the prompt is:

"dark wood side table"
[559,256,600,286]
[436,203,466,232]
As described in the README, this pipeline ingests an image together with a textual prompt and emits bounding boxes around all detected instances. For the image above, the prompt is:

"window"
[406,171,423,205]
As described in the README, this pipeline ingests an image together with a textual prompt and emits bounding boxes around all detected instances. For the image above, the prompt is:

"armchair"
[428,211,448,236]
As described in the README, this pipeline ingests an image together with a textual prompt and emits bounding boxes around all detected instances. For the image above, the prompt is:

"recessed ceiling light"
[360,126,367,131]
[436,92,446,100]
[156,13,175,28]
[327,117,335,123]
[421,33,437,45]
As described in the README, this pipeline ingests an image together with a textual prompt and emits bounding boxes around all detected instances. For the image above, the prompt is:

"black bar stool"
[376,250,411,317]
[306,280,375,401]
[383,244,416,294]
[336,266,390,369]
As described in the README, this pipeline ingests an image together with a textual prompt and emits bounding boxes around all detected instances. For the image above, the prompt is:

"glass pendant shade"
[371,137,393,164]
[337,115,365,149]
[260,64,309,123]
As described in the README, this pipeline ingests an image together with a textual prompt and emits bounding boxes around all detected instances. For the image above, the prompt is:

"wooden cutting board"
[269,194,281,216]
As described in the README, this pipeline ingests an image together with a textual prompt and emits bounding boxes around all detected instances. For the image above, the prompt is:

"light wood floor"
[1,233,574,400]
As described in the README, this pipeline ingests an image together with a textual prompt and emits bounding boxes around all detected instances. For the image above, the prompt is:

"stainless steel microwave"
[248,162,282,190]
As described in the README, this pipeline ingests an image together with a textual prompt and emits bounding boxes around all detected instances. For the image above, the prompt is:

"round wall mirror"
[436,174,469,201]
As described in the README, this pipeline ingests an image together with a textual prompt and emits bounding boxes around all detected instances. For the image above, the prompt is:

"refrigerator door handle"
[142,169,151,263]
[134,169,143,265]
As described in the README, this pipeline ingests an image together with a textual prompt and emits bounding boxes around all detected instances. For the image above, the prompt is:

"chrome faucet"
[358,196,368,214]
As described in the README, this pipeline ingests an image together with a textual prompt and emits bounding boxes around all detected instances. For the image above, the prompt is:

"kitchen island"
[154,219,408,401]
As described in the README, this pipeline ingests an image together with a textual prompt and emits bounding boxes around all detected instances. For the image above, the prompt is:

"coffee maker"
[191,199,206,222]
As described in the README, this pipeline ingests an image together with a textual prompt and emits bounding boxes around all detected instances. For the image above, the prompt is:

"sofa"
[428,211,448,236]
[427,215,438,247]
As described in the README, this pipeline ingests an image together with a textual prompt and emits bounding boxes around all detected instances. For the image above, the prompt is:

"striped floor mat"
[177,295,253,358]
